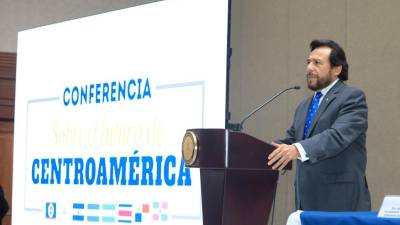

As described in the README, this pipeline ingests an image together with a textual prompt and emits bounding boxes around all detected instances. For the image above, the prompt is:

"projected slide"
[13,0,228,225]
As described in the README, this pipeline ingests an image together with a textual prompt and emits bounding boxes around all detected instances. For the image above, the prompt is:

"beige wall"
[1,0,400,225]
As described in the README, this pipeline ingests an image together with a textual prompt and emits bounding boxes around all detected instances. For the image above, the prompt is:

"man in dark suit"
[0,185,8,225]
[268,39,371,211]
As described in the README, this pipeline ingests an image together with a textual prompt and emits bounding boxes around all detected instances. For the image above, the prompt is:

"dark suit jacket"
[0,186,8,224]
[279,80,371,211]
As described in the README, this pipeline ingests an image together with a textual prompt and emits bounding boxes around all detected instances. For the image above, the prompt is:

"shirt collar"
[317,78,339,96]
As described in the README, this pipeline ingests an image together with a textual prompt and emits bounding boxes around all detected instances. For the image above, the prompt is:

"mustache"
[306,73,318,78]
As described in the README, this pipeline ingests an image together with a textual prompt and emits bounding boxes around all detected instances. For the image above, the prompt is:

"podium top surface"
[182,128,291,170]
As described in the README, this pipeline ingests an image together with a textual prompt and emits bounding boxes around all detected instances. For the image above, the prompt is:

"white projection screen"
[12,0,228,224]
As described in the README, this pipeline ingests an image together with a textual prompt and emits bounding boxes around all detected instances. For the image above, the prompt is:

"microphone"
[228,85,301,131]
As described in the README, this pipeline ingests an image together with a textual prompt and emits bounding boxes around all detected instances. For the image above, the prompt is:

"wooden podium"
[182,129,291,225]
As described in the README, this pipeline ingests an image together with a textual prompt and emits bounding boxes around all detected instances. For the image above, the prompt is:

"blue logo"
[46,202,56,219]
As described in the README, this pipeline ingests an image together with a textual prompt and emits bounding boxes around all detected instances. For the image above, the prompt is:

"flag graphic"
[118,204,133,223]
[72,203,84,221]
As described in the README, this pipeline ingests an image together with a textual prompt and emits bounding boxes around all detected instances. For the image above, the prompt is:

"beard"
[306,73,334,91]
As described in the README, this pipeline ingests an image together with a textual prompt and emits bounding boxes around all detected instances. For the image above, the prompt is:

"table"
[300,211,400,225]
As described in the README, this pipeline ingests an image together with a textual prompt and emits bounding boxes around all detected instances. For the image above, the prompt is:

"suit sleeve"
[299,88,368,163]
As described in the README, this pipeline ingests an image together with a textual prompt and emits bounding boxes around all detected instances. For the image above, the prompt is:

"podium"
[182,129,291,225]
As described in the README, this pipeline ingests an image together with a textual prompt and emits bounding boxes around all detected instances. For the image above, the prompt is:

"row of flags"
[46,201,169,223]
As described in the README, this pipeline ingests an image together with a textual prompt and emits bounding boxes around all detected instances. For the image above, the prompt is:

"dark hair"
[310,39,348,81]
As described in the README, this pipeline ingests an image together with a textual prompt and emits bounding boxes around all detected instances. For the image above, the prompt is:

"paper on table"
[378,195,400,218]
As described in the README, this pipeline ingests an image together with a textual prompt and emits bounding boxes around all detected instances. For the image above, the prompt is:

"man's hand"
[267,142,300,170]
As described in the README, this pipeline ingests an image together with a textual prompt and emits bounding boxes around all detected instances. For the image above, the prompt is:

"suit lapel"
[299,96,313,140]
[307,81,345,137]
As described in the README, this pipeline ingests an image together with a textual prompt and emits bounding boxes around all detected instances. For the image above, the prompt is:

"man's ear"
[332,65,342,77]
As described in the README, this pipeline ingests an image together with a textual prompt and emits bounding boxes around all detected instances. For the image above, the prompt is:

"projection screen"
[13,0,229,224]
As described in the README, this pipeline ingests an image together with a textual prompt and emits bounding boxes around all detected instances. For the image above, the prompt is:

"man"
[268,39,371,211]
[0,185,8,225]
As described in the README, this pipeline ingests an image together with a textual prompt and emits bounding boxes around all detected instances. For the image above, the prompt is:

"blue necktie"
[303,92,322,139]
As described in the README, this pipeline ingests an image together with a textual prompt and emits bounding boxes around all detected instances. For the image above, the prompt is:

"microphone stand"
[228,86,300,132]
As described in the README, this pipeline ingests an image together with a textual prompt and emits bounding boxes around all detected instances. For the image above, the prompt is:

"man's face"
[306,47,340,91]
